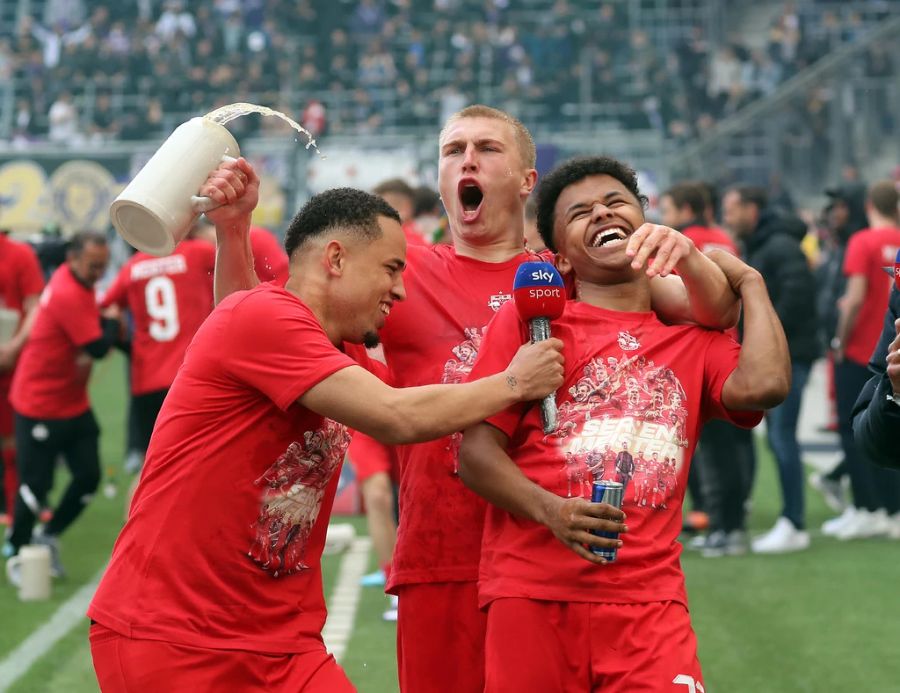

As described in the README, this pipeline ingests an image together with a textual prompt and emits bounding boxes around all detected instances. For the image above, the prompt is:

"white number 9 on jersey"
[145,276,180,342]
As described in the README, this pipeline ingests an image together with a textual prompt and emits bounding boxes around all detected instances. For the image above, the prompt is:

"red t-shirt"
[843,226,900,366]
[0,234,44,389]
[101,240,216,395]
[10,264,101,419]
[381,243,546,591]
[88,284,359,652]
[467,300,761,608]
[681,224,738,256]
[250,226,289,284]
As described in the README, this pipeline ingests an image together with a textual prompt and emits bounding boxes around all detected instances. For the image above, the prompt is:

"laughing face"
[438,116,536,247]
[551,174,646,283]
[338,215,407,347]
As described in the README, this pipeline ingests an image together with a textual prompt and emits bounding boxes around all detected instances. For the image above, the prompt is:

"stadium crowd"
[0,0,894,144]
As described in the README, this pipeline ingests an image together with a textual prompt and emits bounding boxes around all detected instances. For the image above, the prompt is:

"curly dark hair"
[284,188,401,259]
[536,156,648,252]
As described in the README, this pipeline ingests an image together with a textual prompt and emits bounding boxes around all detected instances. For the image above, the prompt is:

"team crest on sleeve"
[248,420,351,576]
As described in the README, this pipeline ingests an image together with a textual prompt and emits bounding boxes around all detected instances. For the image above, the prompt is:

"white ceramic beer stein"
[6,544,52,601]
[109,117,240,256]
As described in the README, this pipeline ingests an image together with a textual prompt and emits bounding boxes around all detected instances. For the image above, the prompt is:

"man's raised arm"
[708,249,791,410]
[625,223,740,329]
[199,157,262,303]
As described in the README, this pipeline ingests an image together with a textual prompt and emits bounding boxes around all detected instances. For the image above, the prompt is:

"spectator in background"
[47,90,80,144]
[523,197,544,252]
[0,233,44,527]
[852,286,900,470]
[828,181,900,539]
[373,178,427,246]
[5,232,118,581]
[723,185,819,553]
[413,185,443,245]
[810,183,869,506]
[249,226,290,284]
[660,181,755,556]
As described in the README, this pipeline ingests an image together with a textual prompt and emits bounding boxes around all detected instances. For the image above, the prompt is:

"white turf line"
[0,568,104,692]
[323,536,372,663]
[0,538,371,689]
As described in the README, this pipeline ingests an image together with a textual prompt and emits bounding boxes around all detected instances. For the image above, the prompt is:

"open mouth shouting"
[458,178,484,223]
[586,224,630,254]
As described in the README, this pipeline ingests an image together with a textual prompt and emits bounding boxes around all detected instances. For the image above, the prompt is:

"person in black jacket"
[723,185,820,553]
[852,286,900,470]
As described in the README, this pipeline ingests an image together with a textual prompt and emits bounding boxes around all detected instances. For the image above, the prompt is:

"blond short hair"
[440,105,536,169]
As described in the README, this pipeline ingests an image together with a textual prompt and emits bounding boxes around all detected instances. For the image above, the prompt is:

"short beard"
[362,331,381,349]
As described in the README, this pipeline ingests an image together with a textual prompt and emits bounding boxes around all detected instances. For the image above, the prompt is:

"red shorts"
[347,433,398,485]
[89,622,355,692]
[484,599,704,693]
[0,381,13,438]
[396,581,486,693]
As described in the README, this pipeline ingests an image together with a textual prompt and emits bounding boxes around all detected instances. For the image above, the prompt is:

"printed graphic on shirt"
[249,419,350,576]
[549,352,689,509]
[488,292,512,311]
[441,327,486,474]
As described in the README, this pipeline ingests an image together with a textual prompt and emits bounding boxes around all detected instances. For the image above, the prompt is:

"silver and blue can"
[590,480,624,561]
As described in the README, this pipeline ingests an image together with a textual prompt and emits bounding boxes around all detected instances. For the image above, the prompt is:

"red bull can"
[590,480,624,561]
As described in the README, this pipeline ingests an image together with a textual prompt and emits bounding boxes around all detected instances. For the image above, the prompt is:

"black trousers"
[9,409,101,550]
[694,419,756,533]
[835,360,900,513]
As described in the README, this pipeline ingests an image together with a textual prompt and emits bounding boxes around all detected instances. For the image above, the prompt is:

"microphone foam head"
[512,261,566,321]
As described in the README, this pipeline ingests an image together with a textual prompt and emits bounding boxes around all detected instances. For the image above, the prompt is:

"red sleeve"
[17,245,44,298]
[843,233,868,277]
[466,301,530,438]
[702,331,763,428]
[100,263,130,309]
[223,291,356,411]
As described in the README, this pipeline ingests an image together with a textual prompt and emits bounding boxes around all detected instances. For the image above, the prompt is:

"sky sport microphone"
[882,247,900,291]
[513,261,566,434]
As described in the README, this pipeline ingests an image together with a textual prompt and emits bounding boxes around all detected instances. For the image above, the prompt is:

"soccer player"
[459,156,790,692]
[100,227,217,511]
[250,225,290,283]
[212,106,742,692]
[0,231,44,527]
[87,187,564,692]
[7,232,118,579]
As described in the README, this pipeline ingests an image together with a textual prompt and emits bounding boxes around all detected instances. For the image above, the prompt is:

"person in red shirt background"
[100,227,217,511]
[0,232,44,527]
[459,156,789,692]
[373,178,429,246]
[88,184,564,692]
[659,181,758,556]
[250,225,290,283]
[213,105,743,693]
[6,232,119,580]
[831,180,900,539]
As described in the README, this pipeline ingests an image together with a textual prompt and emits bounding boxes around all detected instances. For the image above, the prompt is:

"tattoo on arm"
[506,375,518,390]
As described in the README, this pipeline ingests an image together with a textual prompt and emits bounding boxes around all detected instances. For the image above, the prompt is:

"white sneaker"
[809,472,848,513]
[751,517,810,554]
[836,509,890,541]
[822,507,858,537]
[887,513,900,540]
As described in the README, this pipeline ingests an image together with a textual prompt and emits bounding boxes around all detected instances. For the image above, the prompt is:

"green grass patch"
[4,360,900,692]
